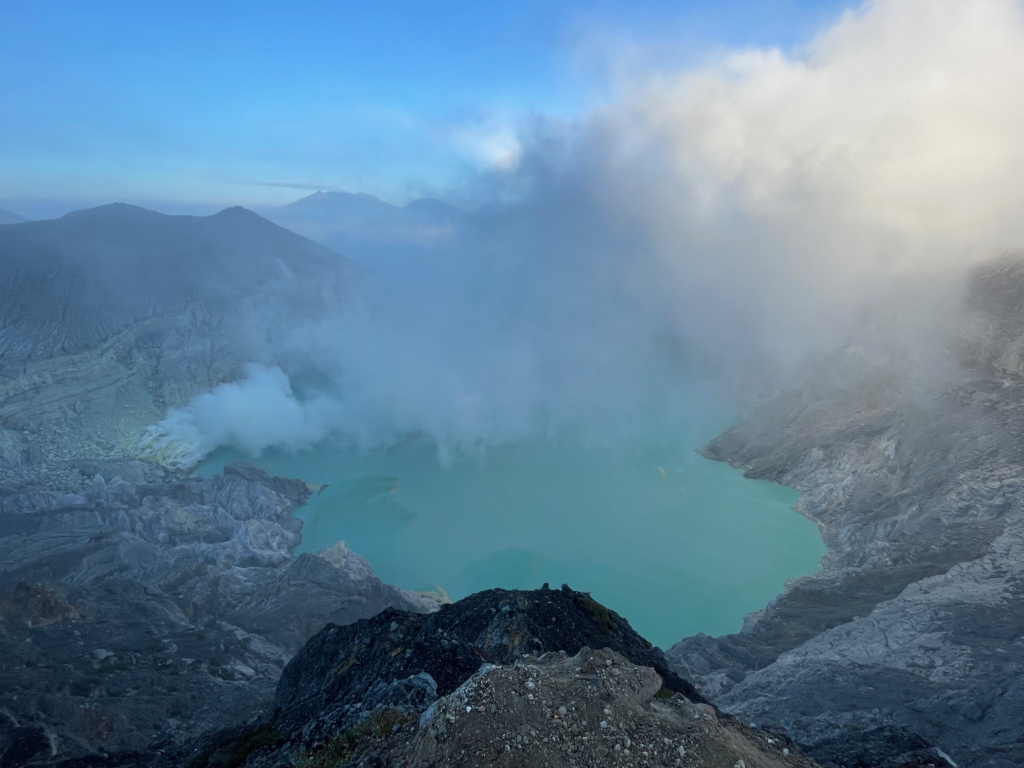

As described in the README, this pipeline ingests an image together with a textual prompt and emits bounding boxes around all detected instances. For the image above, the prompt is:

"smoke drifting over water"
[146,0,1024,464]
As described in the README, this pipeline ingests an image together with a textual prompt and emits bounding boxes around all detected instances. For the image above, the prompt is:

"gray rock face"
[0,462,434,763]
[398,648,821,768]
[0,426,29,467]
[667,257,1024,768]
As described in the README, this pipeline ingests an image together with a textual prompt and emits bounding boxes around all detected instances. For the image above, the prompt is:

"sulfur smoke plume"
[145,0,1024,465]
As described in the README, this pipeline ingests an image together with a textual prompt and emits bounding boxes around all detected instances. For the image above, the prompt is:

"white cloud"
[619,0,1024,318]
[452,119,523,170]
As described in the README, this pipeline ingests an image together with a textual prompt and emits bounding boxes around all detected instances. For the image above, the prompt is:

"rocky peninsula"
[165,587,822,768]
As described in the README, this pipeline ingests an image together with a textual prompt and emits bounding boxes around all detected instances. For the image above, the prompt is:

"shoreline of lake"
[199,430,824,649]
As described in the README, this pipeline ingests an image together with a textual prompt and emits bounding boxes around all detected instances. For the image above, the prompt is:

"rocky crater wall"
[667,256,1024,768]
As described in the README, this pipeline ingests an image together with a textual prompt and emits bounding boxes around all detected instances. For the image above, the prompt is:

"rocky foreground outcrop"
[163,587,824,768]
[667,257,1024,768]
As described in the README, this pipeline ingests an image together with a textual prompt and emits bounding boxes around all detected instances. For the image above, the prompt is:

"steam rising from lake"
[146,0,1024,463]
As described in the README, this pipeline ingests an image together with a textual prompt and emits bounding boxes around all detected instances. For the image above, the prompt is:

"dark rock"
[0,710,54,768]
[159,593,729,765]
[267,587,707,747]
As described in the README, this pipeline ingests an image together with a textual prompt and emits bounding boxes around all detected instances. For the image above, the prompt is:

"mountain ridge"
[0,202,355,361]
[265,190,465,261]
[0,206,27,225]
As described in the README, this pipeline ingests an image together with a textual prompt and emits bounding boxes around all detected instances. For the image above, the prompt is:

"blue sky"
[0,0,852,218]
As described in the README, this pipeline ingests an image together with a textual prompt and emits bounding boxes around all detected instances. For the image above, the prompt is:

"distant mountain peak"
[264,190,464,257]
[212,205,263,219]
[276,190,461,218]
[281,190,397,213]
[67,201,157,215]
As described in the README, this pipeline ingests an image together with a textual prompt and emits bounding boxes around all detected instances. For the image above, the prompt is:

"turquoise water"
[198,428,824,649]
